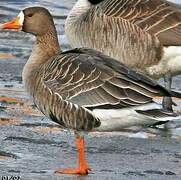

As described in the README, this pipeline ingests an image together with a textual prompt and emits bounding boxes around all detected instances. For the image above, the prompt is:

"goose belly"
[146,46,181,79]
[92,103,179,132]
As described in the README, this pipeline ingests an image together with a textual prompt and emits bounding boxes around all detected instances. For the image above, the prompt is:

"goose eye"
[27,14,33,17]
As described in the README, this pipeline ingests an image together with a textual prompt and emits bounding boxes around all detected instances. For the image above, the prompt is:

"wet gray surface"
[0,0,181,179]
[1,130,181,180]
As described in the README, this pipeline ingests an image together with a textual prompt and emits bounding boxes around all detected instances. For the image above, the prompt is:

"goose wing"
[42,48,169,109]
[98,0,181,45]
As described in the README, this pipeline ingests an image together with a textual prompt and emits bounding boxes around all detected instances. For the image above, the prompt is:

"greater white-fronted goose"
[1,7,181,175]
[65,0,181,111]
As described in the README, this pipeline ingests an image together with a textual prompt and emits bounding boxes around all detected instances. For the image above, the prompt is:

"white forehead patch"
[18,11,24,26]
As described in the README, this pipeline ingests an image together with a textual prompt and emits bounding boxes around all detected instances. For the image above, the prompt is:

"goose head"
[1,7,55,36]
[0,7,60,82]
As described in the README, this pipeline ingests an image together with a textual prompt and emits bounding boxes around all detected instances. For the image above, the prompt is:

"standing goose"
[65,0,181,111]
[1,7,181,175]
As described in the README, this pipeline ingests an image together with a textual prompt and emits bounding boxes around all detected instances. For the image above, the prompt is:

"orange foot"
[55,167,91,175]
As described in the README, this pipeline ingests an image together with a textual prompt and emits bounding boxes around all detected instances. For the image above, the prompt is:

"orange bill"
[1,16,22,30]
[0,11,24,30]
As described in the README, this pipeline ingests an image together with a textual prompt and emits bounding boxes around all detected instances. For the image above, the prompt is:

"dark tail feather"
[136,109,178,118]
[155,84,181,98]
[170,90,181,98]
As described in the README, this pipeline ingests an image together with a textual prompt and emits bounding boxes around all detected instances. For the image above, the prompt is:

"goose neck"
[36,31,61,57]
[22,30,61,85]
[67,0,92,19]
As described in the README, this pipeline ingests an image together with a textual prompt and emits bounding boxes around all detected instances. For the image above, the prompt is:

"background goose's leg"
[55,132,91,175]
[162,73,176,112]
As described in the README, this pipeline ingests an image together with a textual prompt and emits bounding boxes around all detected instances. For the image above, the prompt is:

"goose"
[1,6,181,175]
[65,0,181,111]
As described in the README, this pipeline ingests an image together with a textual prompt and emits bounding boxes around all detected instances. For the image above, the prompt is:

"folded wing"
[42,48,169,109]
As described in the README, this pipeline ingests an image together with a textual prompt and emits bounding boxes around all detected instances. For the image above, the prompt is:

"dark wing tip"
[136,109,178,118]
[170,90,181,98]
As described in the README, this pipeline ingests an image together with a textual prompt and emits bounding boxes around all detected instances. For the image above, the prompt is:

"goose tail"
[170,90,181,98]
[93,103,181,132]
[135,109,180,126]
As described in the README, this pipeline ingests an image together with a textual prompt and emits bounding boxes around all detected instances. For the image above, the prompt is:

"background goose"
[65,0,181,111]
[1,6,181,175]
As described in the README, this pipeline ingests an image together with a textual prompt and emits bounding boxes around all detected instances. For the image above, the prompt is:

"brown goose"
[1,7,181,175]
[65,0,181,111]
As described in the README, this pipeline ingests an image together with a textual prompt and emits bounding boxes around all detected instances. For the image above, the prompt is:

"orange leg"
[55,137,91,175]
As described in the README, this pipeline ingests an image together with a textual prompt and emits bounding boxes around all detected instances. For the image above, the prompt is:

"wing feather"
[98,0,181,45]
[42,48,169,109]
